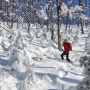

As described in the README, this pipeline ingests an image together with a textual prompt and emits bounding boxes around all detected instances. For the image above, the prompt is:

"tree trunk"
[48,0,54,40]
[78,0,84,34]
[65,12,69,31]
[27,21,30,33]
[50,22,54,40]
[81,20,84,34]
[56,0,62,51]
[11,0,14,28]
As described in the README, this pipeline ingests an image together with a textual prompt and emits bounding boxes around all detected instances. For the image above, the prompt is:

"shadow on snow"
[35,72,82,84]
[0,58,8,66]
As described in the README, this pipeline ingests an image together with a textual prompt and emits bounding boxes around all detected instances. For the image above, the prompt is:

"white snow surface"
[0,23,89,90]
[4,0,9,2]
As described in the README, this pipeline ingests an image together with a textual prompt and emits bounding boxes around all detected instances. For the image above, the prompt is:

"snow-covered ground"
[0,23,89,90]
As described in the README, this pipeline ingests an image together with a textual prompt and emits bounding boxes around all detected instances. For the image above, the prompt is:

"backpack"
[68,43,72,51]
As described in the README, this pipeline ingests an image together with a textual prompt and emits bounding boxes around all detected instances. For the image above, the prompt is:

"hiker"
[61,39,72,62]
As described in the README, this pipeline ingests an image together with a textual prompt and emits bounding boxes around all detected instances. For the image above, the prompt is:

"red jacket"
[63,42,70,54]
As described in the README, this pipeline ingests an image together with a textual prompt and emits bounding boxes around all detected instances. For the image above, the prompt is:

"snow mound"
[57,70,66,78]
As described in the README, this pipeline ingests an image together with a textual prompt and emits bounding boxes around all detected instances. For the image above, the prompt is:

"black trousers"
[61,51,71,62]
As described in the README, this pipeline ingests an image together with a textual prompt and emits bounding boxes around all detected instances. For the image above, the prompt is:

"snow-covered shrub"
[9,29,18,45]
[0,28,18,51]
[8,31,41,90]
[0,30,3,36]
[0,30,5,50]
[77,54,90,90]
[8,32,25,70]
[73,35,79,45]
[85,33,90,54]
[0,29,10,50]
[79,56,89,67]
[24,72,41,90]
[1,41,5,50]
[77,76,90,90]
[8,47,19,68]
[78,34,90,90]
[72,30,79,46]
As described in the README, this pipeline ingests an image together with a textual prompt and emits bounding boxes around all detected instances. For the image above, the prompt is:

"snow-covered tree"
[77,55,90,90]
[8,30,41,90]
[77,34,90,90]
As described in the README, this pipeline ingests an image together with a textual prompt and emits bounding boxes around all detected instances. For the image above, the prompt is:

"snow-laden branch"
[69,5,83,13]
[36,10,48,20]
[61,3,68,16]
[80,14,89,21]
[4,0,9,2]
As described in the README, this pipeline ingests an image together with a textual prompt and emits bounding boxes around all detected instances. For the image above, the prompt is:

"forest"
[0,0,90,90]
[0,0,90,50]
